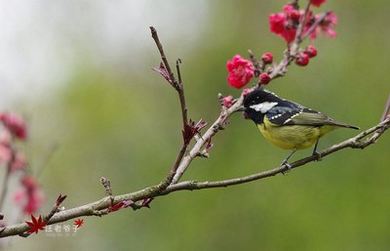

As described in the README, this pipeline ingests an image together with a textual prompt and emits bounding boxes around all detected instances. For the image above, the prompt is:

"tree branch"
[0,112,388,238]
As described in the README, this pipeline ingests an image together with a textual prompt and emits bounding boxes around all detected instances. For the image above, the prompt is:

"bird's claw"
[312,151,322,161]
[281,161,292,175]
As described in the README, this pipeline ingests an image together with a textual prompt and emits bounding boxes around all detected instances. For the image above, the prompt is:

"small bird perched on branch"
[243,88,359,168]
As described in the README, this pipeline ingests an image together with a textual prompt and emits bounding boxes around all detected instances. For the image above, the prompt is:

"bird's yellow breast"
[258,117,334,150]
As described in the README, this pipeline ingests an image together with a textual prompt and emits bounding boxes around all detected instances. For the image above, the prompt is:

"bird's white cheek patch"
[250,102,278,113]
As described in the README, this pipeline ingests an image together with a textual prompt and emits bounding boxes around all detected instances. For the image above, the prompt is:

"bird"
[243,88,359,168]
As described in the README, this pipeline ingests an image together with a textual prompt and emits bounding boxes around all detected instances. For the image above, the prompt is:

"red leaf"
[25,215,46,234]
[74,218,84,229]
[153,62,172,84]
[182,119,207,144]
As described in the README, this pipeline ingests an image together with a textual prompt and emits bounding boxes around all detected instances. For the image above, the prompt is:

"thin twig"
[175,59,189,127]
[150,26,178,89]
[150,27,190,192]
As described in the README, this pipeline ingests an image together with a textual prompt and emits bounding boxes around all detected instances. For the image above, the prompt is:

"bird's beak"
[236,106,250,119]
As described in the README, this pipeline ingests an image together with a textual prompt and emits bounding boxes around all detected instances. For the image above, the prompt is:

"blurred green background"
[1,0,389,250]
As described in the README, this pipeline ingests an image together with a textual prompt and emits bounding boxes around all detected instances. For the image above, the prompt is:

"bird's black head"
[243,89,281,124]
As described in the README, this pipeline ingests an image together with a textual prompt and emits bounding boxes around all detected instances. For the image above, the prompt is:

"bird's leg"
[280,149,296,174]
[312,139,322,161]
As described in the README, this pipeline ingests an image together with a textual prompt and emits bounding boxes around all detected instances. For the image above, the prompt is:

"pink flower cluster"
[269,3,337,43]
[0,112,27,140]
[0,113,28,172]
[0,111,44,215]
[14,176,44,215]
[224,1,336,97]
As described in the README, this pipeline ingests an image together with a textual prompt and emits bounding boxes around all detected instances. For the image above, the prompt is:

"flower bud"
[261,52,273,64]
[295,53,310,66]
[259,73,271,85]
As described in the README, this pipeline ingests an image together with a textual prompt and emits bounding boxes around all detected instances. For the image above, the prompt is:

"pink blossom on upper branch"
[320,12,337,37]
[283,4,301,21]
[0,112,27,140]
[226,55,255,89]
[269,3,337,43]
[310,0,327,7]
[269,11,296,43]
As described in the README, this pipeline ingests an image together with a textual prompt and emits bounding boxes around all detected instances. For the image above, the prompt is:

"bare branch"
[149,27,191,192]
[175,59,189,127]
[1,117,388,238]
[166,118,390,192]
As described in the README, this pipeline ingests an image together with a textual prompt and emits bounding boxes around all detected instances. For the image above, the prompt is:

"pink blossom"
[23,189,44,215]
[226,55,255,89]
[321,12,337,37]
[0,112,27,140]
[269,12,297,43]
[310,0,327,7]
[13,176,44,214]
[269,13,287,35]
[283,4,301,21]
[270,4,336,43]
[310,12,338,39]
